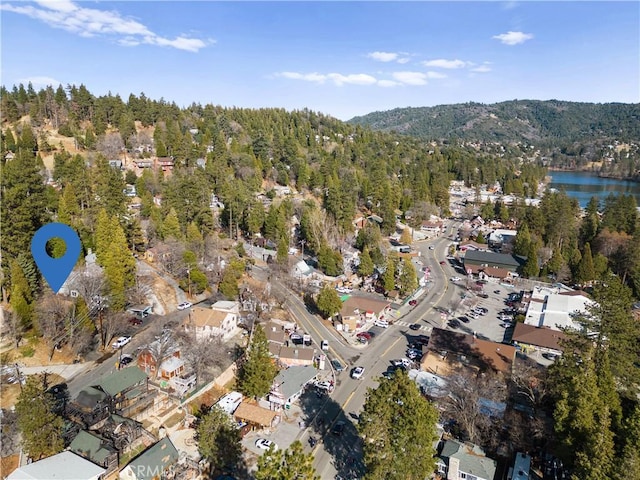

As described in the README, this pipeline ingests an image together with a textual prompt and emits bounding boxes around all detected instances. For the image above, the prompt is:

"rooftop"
[7,451,106,480]
[512,323,566,352]
[125,437,179,480]
[273,365,319,400]
[190,307,229,328]
[95,367,147,397]
[439,439,497,480]
[69,430,117,465]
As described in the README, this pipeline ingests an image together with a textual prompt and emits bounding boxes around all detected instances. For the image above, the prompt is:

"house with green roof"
[436,439,497,480]
[69,430,119,473]
[120,437,180,480]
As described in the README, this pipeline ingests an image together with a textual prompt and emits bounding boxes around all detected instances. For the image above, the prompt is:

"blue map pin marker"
[31,223,82,294]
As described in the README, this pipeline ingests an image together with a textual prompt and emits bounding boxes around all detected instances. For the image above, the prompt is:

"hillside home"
[69,430,119,474]
[420,220,444,237]
[269,365,319,408]
[277,346,315,367]
[137,342,184,380]
[7,451,106,480]
[436,439,497,480]
[185,301,240,341]
[120,437,179,480]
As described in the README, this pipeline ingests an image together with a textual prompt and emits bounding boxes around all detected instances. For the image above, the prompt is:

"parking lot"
[445,281,519,344]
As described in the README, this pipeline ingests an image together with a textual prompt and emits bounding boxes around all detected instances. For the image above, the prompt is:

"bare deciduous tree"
[35,292,72,346]
[96,132,125,159]
[510,356,549,408]
[175,330,230,386]
[99,311,128,350]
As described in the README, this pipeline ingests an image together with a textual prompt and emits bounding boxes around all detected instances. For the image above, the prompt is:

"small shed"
[233,401,280,430]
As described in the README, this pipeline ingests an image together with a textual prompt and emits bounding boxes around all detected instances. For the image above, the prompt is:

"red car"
[409,300,417,306]
[439,261,446,265]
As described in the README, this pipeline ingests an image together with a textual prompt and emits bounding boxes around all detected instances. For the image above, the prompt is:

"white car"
[321,340,329,351]
[112,336,132,349]
[374,319,389,328]
[450,276,461,282]
[351,366,365,379]
[255,438,278,451]
[177,302,192,310]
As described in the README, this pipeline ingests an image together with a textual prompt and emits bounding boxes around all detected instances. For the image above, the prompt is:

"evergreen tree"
[316,285,343,318]
[382,256,396,292]
[15,375,64,460]
[186,222,204,256]
[218,260,244,299]
[575,243,595,284]
[358,248,375,278]
[358,371,439,480]
[94,208,112,265]
[400,228,412,245]
[10,259,35,330]
[277,236,289,265]
[521,242,539,278]
[161,207,182,240]
[196,406,242,474]
[237,325,278,399]
[255,440,319,480]
[513,223,532,257]
[102,216,135,310]
[617,405,640,480]
[475,231,486,244]
[93,158,126,217]
[398,257,418,296]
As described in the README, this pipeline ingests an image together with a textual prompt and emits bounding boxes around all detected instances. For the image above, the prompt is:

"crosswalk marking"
[393,321,431,331]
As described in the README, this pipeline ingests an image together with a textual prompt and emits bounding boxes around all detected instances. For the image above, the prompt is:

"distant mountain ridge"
[348,100,640,145]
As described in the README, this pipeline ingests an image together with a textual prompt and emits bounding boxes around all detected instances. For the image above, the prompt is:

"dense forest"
[350,100,640,178]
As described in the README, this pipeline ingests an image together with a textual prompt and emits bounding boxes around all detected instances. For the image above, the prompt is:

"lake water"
[548,170,640,209]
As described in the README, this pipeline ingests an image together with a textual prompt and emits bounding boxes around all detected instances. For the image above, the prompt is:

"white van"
[374,319,389,328]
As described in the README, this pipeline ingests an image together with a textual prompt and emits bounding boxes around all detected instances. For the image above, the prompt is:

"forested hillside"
[350,100,640,177]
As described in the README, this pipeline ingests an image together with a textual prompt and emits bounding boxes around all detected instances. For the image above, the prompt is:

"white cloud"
[425,71,447,79]
[392,71,428,86]
[367,51,399,62]
[492,31,533,45]
[471,64,492,73]
[18,76,63,87]
[422,59,469,69]
[367,51,411,64]
[278,71,377,86]
[1,1,209,52]
[377,80,402,88]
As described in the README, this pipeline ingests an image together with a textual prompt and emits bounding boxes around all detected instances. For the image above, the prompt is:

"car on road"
[351,366,365,379]
[493,290,501,294]
[409,299,417,306]
[450,276,461,282]
[440,260,447,265]
[321,340,329,351]
[477,293,489,299]
[332,421,346,436]
[331,359,345,372]
[112,336,132,349]
[177,302,192,310]
[429,245,435,250]
[409,323,420,331]
[255,438,278,451]
[119,354,134,366]
[448,319,461,329]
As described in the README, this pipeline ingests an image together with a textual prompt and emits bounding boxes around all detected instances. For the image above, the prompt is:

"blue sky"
[1,1,638,120]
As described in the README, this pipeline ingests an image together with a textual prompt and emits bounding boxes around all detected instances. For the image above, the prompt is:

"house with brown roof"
[185,301,239,341]
[420,328,516,377]
[264,321,287,345]
[277,346,315,367]
[511,322,566,355]
[338,295,392,332]
[137,342,184,380]
[233,401,280,430]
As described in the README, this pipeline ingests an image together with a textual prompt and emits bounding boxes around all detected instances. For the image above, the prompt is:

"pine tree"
[316,285,343,318]
[15,375,65,460]
[400,227,412,245]
[255,440,319,480]
[358,371,439,480]
[575,242,595,284]
[161,207,182,240]
[277,236,289,265]
[94,208,112,265]
[197,406,242,474]
[10,259,35,330]
[237,325,278,399]
[398,257,418,296]
[358,248,375,278]
[102,216,135,310]
[383,256,397,292]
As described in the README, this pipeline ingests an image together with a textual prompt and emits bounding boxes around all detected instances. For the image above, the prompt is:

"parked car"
[112,336,132,349]
[409,299,417,306]
[128,317,143,326]
[458,316,470,323]
[331,359,345,372]
[351,366,365,379]
[493,290,501,294]
[374,319,389,328]
[448,319,461,329]
[177,302,192,310]
[478,293,489,299]
[255,438,278,451]
[450,276,461,282]
[120,354,134,366]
